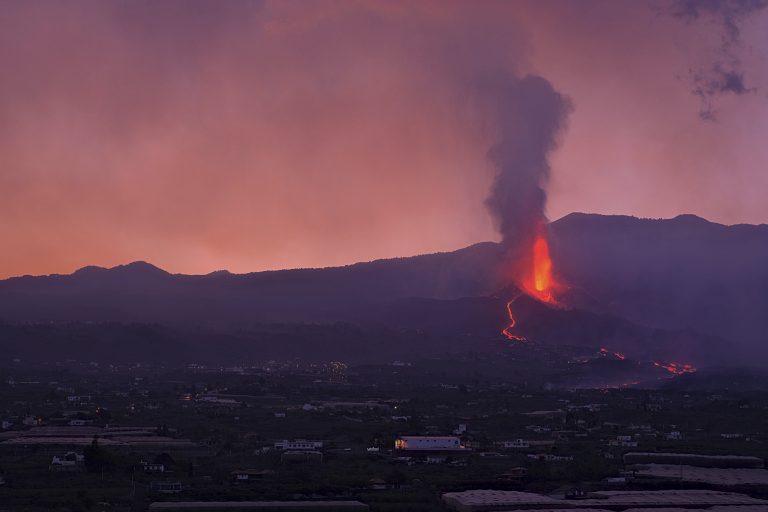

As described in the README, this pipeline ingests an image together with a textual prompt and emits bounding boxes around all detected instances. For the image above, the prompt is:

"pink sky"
[1,0,766,277]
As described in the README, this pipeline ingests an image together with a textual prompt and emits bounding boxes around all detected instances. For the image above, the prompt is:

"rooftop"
[148,501,369,511]
[442,489,768,511]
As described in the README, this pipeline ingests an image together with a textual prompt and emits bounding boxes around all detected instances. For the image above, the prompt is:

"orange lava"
[502,230,560,343]
[600,347,626,360]
[523,233,558,304]
[502,296,527,342]
[654,361,696,375]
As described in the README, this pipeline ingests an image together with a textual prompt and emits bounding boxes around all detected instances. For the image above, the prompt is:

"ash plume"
[483,76,572,251]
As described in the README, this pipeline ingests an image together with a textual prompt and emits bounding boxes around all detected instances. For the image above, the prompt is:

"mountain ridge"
[1,212,767,365]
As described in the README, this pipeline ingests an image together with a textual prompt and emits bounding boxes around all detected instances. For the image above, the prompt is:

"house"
[368,478,389,490]
[68,419,93,427]
[231,469,273,482]
[665,431,683,441]
[609,440,638,447]
[150,481,182,494]
[50,452,84,471]
[527,453,574,462]
[274,439,323,450]
[22,416,41,427]
[142,462,166,474]
[609,436,638,447]
[394,436,465,451]
[498,439,530,449]
[67,395,93,403]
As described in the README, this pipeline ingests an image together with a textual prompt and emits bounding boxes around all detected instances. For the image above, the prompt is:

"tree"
[83,437,114,473]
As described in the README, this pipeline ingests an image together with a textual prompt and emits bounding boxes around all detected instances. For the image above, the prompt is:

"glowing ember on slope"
[654,360,697,375]
[599,347,626,360]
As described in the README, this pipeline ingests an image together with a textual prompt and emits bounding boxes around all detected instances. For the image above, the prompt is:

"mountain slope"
[1,213,767,365]
[550,213,768,361]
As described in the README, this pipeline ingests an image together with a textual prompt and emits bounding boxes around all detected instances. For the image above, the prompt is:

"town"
[1,357,767,511]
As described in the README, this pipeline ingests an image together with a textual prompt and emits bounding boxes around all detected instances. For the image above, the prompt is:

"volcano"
[0,213,767,370]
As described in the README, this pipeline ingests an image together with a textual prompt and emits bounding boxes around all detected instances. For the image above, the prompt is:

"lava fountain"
[523,232,557,305]
[502,226,560,342]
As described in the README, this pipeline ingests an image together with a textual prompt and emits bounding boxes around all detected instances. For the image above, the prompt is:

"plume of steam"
[483,76,572,251]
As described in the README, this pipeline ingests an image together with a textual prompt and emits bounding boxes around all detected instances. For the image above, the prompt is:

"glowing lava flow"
[600,347,626,360]
[502,295,527,342]
[500,229,698,379]
[654,361,697,375]
[502,231,559,343]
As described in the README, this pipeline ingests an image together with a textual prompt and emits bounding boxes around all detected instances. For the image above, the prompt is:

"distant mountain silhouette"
[0,243,506,326]
[1,213,767,365]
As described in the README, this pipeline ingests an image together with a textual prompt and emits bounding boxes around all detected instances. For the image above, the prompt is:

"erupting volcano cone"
[502,227,560,342]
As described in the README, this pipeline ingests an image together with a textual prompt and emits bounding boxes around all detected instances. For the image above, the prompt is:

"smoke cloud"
[667,0,768,120]
[0,1,573,275]
[484,76,572,250]
[1,1,766,278]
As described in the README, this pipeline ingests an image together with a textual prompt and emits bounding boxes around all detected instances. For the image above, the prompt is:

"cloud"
[667,0,768,120]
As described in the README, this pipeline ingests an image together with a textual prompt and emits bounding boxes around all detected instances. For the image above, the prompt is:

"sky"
[1,0,767,277]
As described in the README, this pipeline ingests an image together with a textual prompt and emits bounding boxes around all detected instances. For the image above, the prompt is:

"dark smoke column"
[483,75,572,255]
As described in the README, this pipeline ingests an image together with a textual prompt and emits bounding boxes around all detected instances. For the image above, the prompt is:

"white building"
[609,439,638,447]
[498,439,530,449]
[394,436,464,451]
[527,453,574,462]
[22,416,40,426]
[142,462,166,473]
[50,452,84,471]
[274,439,323,450]
[68,419,93,426]
[67,395,92,403]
